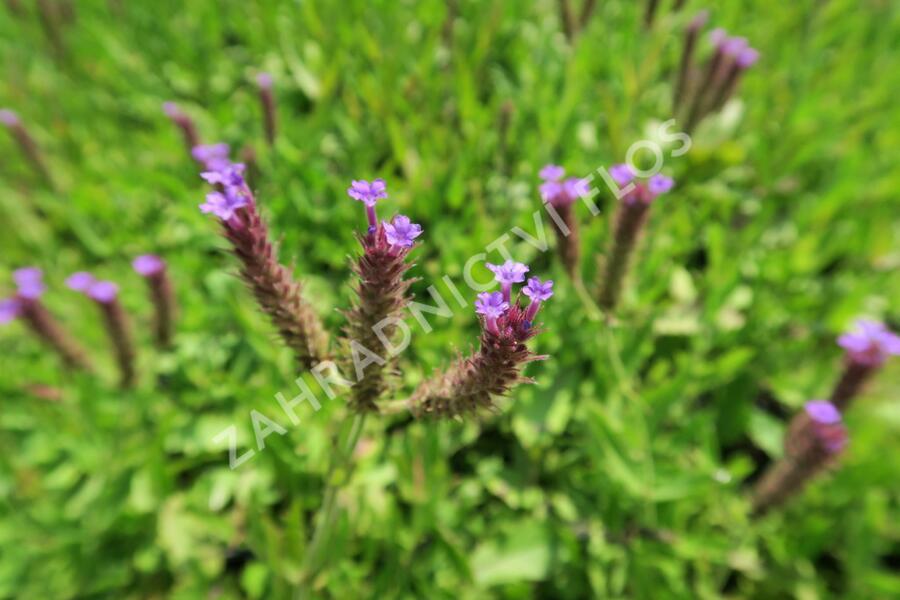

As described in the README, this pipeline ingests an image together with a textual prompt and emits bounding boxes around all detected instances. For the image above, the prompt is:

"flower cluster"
[344,179,422,412]
[827,319,900,411]
[2,268,92,371]
[753,400,848,516]
[197,145,329,369]
[410,263,553,418]
[133,255,175,348]
[538,165,587,278]
[67,271,134,386]
[675,18,760,132]
[837,319,900,367]
[597,164,675,310]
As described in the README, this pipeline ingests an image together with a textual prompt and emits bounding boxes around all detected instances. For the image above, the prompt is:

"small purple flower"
[647,174,675,197]
[488,260,530,303]
[523,277,554,302]
[66,271,95,292]
[688,10,709,32]
[201,162,246,189]
[710,27,728,47]
[523,277,553,321]
[13,267,45,300]
[805,400,841,425]
[736,47,760,69]
[609,163,635,187]
[474,291,509,319]
[563,177,590,199]
[722,36,749,56]
[348,178,388,228]
[837,319,900,367]
[347,179,388,207]
[383,215,423,248]
[162,102,182,119]
[539,180,563,203]
[804,400,848,454]
[0,297,21,324]
[88,281,118,303]
[192,143,231,170]
[132,254,165,277]
[487,260,529,285]
[200,191,248,221]
[0,109,20,127]
[539,164,565,182]
[256,72,274,89]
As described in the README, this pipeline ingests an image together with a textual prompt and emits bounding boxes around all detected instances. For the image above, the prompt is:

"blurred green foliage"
[1,0,899,598]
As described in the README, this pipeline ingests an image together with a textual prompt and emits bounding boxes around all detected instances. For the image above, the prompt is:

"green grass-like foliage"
[1,0,898,597]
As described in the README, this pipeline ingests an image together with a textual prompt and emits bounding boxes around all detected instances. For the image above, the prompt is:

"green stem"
[572,275,602,322]
[296,411,367,598]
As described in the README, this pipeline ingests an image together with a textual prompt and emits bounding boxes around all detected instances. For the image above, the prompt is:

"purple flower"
[523,277,554,302]
[383,215,423,248]
[132,254,165,277]
[347,179,388,207]
[647,174,675,197]
[474,291,509,319]
[837,319,900,367]
[0,297,21,324]
[609,163,635,186]
[539,164,565,182]
[563,177,589,199]
[192,143,230,170]
[722,36,749,56]
[736,47,760,68]
[162,102,182,119]
[88,281,118,303]
[488,260,530,303]
[804,400,848,454]
[256,72,274,89]
[804,400,841,425]
[688,10,709,32]
[539,180,563,203]
[0,109,20,127]
[523,277,553,321]
[201,162,246,189]
[487,260,529,285]
[348,178,388,228]
[13,267,45,300]
[710,27,728,47]
[200,191,248,221]
[66,271,95,292]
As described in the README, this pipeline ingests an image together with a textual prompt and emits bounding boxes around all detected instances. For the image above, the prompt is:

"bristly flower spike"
[1,108,54,188]
[410,261,551,418]
[2,268,91,371]
[344,178,423,412]
[828,319,900,411]
[752,400,848,516]
[598,164,675,310]
[69,274,136,388]
[133,254,176,348]
[197,146,329,369]
[539,165,588,277]
[163,102,201,160]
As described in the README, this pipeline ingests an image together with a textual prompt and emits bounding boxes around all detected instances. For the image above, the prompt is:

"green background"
[1,0,898,597]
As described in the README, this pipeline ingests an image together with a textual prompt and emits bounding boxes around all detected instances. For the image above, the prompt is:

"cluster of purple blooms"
[803,400,848,454]
[837,319,900,367]
[346,178,422,248]
[66,272,118,303]
[0,268,46,322]
[608,163,675,204]
[475,260,554,336]
[194,144,251,223]
[538,165,590,207]
[710,28,760,70]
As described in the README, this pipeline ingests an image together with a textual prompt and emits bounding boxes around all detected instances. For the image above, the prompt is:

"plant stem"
[296,412,367,598]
